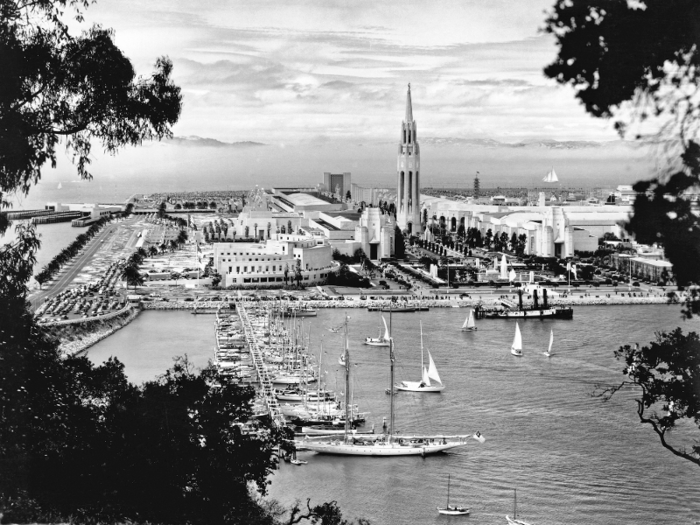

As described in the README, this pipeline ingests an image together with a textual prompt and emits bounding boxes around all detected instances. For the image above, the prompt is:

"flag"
[566,261,571,272]
[472,431,486,443]
[571,264,578,279]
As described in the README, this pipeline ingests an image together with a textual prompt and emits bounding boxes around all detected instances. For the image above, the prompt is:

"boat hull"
[486,307,573,320]
[506,516,532,525]
[364,339,390,347]
[461,327,477,332]
[437,507,469,516]
[511,349,523,357]
[302,441,465,456]
[396,381,444,392]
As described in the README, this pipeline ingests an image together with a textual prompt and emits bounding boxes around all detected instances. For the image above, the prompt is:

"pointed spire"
[405,83,413,123]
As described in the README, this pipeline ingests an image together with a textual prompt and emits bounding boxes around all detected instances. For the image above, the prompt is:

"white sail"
[543,167,559,183]
[500,254,508,280]
[382,315,390,341]
[467,310,475,329]
[462,313,470,329]
[511,322,523,354]
[427,351,442,384]
[545,329,553,357]
[422,367,432,387]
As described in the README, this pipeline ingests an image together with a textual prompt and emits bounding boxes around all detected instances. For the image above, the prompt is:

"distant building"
[323,172,351,200]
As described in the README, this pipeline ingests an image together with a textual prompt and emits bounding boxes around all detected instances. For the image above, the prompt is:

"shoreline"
[55,307,141,357]
[140,294,673,311]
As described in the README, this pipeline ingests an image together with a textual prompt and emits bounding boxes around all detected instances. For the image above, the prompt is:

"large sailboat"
[511,323,523,357]
[396,321,444,392]
[461,310,477,331]
[301,315,472,456]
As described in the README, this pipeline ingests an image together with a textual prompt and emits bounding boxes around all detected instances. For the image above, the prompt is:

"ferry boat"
[475,289,573,320]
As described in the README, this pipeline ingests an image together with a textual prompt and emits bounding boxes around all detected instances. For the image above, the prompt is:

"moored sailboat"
[396,321,444,392]
[461,309,477,331]
[506,489,532,525]
[511,322,523,357]
[301,315,473,456]
[437,474,469,515]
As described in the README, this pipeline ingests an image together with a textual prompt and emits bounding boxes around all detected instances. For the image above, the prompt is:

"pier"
[236,303,286,428]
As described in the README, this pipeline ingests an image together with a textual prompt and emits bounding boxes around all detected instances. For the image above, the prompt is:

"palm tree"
[121,264,144,289]
[171,272,181,285]
[177,230,188,246]
[169,239,178,252]
[159,242,167,254]
[148,245,158,258]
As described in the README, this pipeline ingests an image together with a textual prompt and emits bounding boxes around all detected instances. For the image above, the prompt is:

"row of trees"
[175,201,218,210]
[34,216,112,288]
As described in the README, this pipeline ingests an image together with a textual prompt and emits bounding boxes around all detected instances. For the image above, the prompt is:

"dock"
[236,303,286,428]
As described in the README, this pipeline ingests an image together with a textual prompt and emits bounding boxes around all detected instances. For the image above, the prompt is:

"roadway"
[29,217,137,310]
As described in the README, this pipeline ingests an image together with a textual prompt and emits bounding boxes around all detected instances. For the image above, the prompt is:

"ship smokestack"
[518,289,523,311]
[533,289,539,309]
[543,289,548,309]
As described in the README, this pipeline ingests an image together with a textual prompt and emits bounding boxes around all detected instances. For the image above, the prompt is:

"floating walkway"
[237,303,286,428]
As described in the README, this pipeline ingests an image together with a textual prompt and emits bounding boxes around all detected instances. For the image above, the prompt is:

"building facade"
[214,235,335,287]
[396,84,422,235]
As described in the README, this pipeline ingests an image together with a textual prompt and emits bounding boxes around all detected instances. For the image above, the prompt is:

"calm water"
[87,306,700,525]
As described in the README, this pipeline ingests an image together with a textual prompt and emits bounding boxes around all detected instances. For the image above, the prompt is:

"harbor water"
[87,305,700,524]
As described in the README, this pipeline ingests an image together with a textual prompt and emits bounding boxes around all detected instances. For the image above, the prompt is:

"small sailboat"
[461,309,477,331]
[511,322,523,357]
[364,316,390,347]
[57,182,62,189]
[437,474,469,515]
[543,329,553,357]
[506,489,532,525]
[396,321,445,392]
[542,167,559,183]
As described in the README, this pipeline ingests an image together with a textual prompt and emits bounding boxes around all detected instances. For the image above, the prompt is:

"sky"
[11,0,655,208]
[77,0,620,144]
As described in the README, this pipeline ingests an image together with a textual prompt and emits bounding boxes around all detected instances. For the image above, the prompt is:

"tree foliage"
[601,329,700,467]
[0,0,182,235]
[544,0,700,316]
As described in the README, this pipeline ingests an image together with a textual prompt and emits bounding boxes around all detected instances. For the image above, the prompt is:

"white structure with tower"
[396,83,422,235]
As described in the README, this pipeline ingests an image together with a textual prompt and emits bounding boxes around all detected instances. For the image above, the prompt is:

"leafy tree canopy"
[0,0,182,235]
[544,0,700,316]
[602,329,700,467]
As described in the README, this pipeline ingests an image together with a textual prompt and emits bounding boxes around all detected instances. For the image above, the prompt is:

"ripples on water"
[88,306,700,524]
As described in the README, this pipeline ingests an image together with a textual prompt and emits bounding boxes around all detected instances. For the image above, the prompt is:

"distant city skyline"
[77,0,620,144]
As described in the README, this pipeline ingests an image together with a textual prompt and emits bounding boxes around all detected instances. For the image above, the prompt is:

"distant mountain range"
[164,136,266,148]
[419,137,627,149]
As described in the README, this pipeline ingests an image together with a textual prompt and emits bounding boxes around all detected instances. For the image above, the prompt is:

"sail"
[462,313,470,329]
[466,310,475,329]
[547,329,554,354]
[500,254,508,279]
[382,315,390,341]
[427,351,442,384]
[512,323,523,351]
[543,167,559,182]
[421,366,432,387]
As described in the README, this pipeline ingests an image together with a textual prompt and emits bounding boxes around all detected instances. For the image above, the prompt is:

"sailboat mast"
[317,337,323,412]
[420,321,424,373]
[389,310,395,443]
[447,473,451,508]
[513,489,517,519]
[343,314,351,442]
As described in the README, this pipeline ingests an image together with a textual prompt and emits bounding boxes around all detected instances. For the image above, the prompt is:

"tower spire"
[405,83,413,123]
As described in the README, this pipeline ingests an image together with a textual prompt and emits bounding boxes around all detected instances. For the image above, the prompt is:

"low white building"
[213,234,335,287]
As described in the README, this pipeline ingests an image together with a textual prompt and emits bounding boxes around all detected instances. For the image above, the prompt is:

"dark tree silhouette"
[0,0,182,235]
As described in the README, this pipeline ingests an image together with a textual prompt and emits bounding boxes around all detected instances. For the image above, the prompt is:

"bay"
[86,305,700,524]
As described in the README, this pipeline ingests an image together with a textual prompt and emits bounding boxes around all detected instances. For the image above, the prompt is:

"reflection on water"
[87,305,700,524]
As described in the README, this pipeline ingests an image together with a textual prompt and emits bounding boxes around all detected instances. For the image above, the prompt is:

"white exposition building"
[213,234,334,287]
[396,84,422,235]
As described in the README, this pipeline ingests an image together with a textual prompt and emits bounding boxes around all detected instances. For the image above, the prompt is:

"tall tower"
[396,83,422,235]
